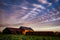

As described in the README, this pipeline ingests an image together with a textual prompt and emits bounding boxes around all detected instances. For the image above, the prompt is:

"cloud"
[21,7,28,9]
[0,0,60,27]
[33,4,46,9]
[22,4,46,21]
[0,1,37,25]
[30,7,60,24]
[0,2,30,25]
[38,0,48,4]
[38,0,52,6]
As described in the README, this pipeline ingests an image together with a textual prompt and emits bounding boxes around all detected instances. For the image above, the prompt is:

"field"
[0,34,60,40]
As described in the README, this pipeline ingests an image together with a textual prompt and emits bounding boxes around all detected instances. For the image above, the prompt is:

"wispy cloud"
[0,0,60,27]
[38,0,49,4]
[38,0,52,7]
[33,4,46,9]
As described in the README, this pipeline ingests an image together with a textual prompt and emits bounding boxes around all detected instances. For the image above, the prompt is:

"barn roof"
[19,26,33,30]
[4,28,22,32]
[3,26,33,32]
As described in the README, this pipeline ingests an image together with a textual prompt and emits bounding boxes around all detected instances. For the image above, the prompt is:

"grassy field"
[0,34,60,40]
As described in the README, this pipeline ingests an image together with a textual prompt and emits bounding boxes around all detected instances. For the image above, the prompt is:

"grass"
[0,34,60,40]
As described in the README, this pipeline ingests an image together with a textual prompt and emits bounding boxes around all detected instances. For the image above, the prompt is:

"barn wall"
[3,29,11,34]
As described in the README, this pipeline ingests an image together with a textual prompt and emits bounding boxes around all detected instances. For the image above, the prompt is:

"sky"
[0,0,60,32]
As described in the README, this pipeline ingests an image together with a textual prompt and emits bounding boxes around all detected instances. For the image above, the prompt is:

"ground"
[0,34,60,40]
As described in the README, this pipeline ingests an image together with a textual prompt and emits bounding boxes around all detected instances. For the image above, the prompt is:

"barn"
[19,26,34,35]
[3,28,22,34]
[2,26,60,36]
[3,26,34,34]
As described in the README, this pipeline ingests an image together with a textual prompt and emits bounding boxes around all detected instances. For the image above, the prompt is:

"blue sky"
[0,0,60,27]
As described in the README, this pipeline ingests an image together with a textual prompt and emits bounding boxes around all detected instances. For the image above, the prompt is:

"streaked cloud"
[0,0,60,27]
[33,4,46,9]
[38,0,49,4]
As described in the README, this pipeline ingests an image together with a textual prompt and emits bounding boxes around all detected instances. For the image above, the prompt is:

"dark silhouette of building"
[3,26,60,36]
[19,26,34,35]
[3,28,22,34]
[26,31,60,36]
[19,26,33,31]
[3,26,34,34]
